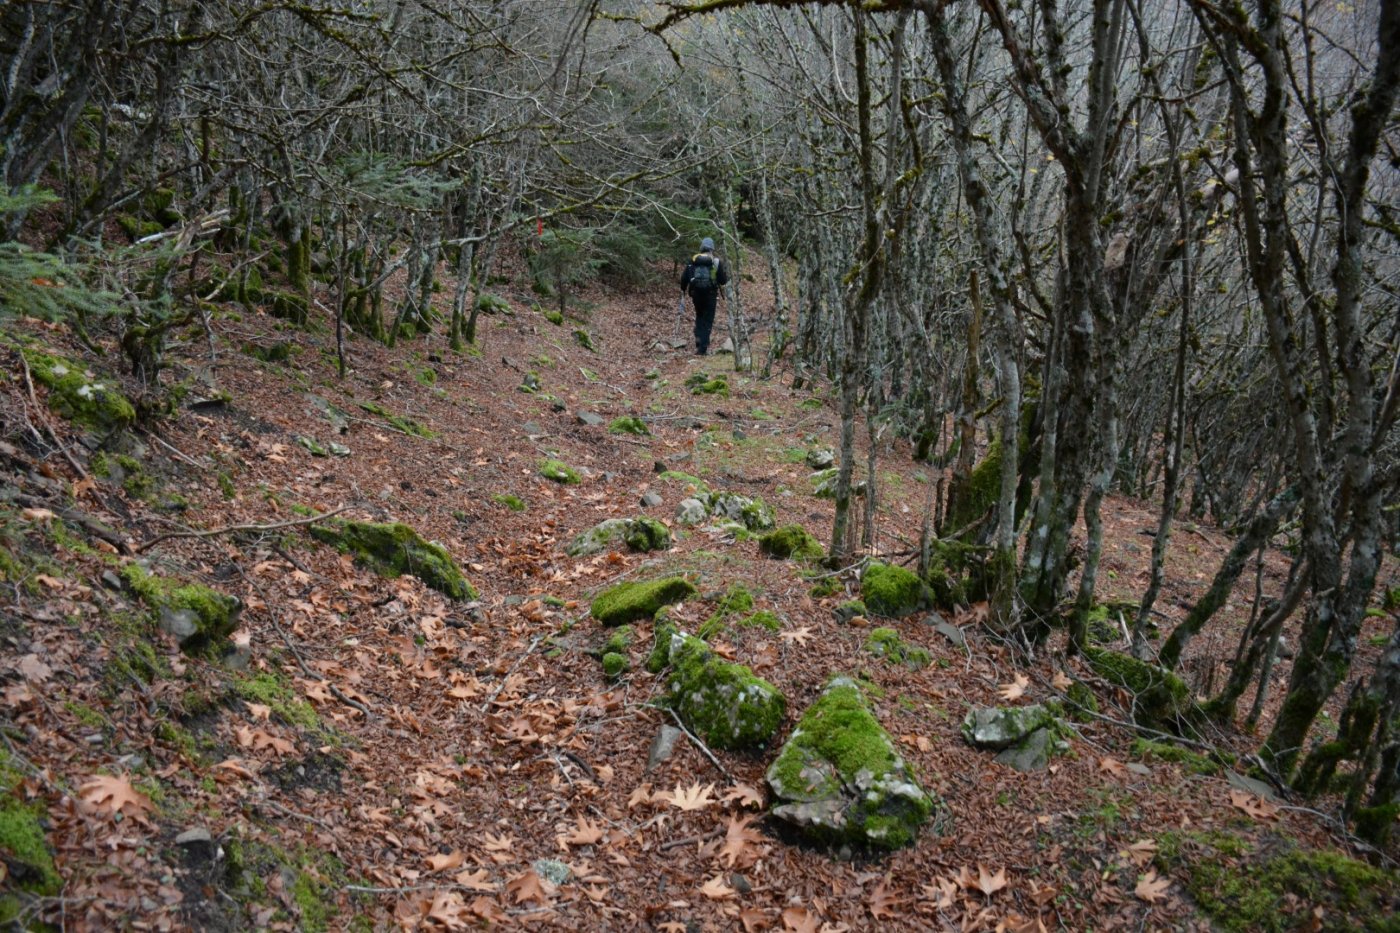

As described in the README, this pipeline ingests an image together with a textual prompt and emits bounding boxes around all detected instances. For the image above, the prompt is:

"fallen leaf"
[1229,788,1279,821]
[1124,839,1158,867]
[700,874,736,900]
[869,882,904,919]
[1098,756,1127,777]
[1135,869,1171,904]
[721,783,764,809]
[454,868,496,892]
[505,869,551,905]
[921,876,958,909]
[560,814,606,847]
[79,773,154,819]
[426,851,466,872]
[245,702,272,721]
[1052,671,1073,691]
[20,508,54,523]
[958,863,1007,897]
[718,814,765,868]
[666,781,716,812]
[18,655,52,683]
[779,626,813,646]
[998,673,1030,702]
[628,783,654,809]
[782,906,820,932]
[739,906,772,931]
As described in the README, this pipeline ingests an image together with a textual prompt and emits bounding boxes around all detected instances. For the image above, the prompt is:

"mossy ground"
[121,562,241,656]
[21,347,136,431]
[309,519,476,600]
[590,577,697,626]
[234,671,321,731]
[864,627,931,669]
[1156,832,1400,932]
[538,459,581,484]
[357,400,434,438]
[1084,646,1191,727]
[698,584,755,639]
[609,416,649,435]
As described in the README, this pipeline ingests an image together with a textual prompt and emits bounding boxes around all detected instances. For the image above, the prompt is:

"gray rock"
[159,608,200,643]
[641,491,663,508]
[101,570,125,591]
[933,620,966,648]
[328,442,351,457]
[676,497,708,525]
[576,411,605,427]
[961,705,1057,751]
[533,858,572,886]
[175,827,213,847]
[667,633,785,751]
[647,725,683,771]
[521,421,543,437]
[1226,769,1280,801]
[1276,636,1295,659]
[805,448,835,470]
[994,727,1053,772]
[566,517,671,557]
[717,337,735,354]
[706,492,775,531]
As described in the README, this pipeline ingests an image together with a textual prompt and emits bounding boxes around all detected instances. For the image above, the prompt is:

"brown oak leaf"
[79,773,154,819]
[1135,870,1171,904]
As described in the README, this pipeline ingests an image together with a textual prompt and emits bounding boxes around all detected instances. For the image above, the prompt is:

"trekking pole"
[675,293,685,345]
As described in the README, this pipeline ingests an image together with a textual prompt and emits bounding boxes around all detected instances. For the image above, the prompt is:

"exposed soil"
[0,248,1395,931]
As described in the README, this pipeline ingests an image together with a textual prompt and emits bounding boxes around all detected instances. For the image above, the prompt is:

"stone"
[566,517,671,557]
[805,448,835,470]
[931,620,966,648]
[158,608,201,643]
[641,491,663,508]
[1276,636,1295,659]
[328,442,351,457]
[647,725,683,771]
[311,519,476,600]
[767,677,933,852]
[590,577,697,626]
[576,411,605,427]
[717,336,735,354]
[667,633,785,751]
[174,827,214,849]
[861,562,932,618]
[521,421,543,437]
[706,492,774,531]
[961,705,1058,751]
[994,727,1053,772]
[758,524,824,561]
[122,563,242,657]
[676,497,707,525]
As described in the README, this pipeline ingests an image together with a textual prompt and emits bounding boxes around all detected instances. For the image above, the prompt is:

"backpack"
[690,255,719,293]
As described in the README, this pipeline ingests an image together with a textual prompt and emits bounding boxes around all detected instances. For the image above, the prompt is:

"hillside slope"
[0,259,1396,931]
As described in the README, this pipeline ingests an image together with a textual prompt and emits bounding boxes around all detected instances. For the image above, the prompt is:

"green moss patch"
[1130,738,1225,775]
[697,584,756,639]
[121,562,241,657]
[759,524,825,562]
[739,610,784,632]
[234,672,320,730]
[358,400,434,438]
[493,494,527,512]
[22,347,135,431]
[767,677,934,852]
[538,459,581,484]
[667,633,785,751]
[310,519,476,600]
[608,416,650,436]
[1157,833,1400,933]
[0,795,61,897]
[659,471,710,494]
[864,628,931,669]
[591,576,697,626]
[861,562,931,618]
[1084,646,1192,728]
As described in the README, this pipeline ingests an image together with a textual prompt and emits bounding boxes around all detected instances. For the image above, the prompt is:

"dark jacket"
[680,252,729,295]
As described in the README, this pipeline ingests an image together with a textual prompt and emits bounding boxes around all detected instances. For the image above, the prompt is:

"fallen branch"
[658,826,724,851]
[668,708,732,781]
[12,492,130,554]
[136,504,351,552]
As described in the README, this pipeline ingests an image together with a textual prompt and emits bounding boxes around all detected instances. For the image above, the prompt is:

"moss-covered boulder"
[698,584,755,639]
[602,652,628,681]
[122,563,241,657]
[961,704,1068,772]
[566,517,671,557]
[646,614,680,673]
[666,633,785,751]
[861,562,931,617]
[864,628,931,669]
[0,792,61,901]
[767,677,934,852]
[1083,646,1192,728]
[590,576,697,626]
[310,519,476,600]
[759,524,825,561]
[705,492,775,531]
[834,600,868,624]
[22,348,135,431]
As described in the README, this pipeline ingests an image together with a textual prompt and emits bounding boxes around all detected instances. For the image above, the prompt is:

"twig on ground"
[480,635,543,712]
[668,709,732,781]
[17,350,90,481]
[658,827,724,851]
[136,504,351,552]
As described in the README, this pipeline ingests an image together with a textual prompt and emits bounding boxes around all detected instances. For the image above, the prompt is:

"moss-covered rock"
[602,652,628,681]
[608,416,650,436]
[310,519,476,600]
[572,328,596,351]
[834,600,868,624]
[566,517,671,557]
[658,471,710,495]
[1157,832,1400,933]
[646,615,680,673]
[759,524,825,561]
[590,576,696,626]
[22,348,135,431]
[1130,738,1224,775]
[538,459,581,484]
[961,704,1060,750]
[600,626,634,657]
[864,628,931,669]
[667,633,785,751]
[739,610,783,632]
[924,538,979,610]
[705,492,775,531]
[861,562,932,618]
[767,677,934,852]
[690,378,729,397]
[122,563,241,657]
[1084,646,1192,728]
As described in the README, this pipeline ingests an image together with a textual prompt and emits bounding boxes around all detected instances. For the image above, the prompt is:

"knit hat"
[700,237,715,251]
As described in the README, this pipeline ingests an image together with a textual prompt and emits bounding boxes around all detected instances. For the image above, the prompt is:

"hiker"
[680,237,729,355]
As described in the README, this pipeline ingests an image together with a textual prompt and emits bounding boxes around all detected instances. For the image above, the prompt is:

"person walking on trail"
[680,237,729,356]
